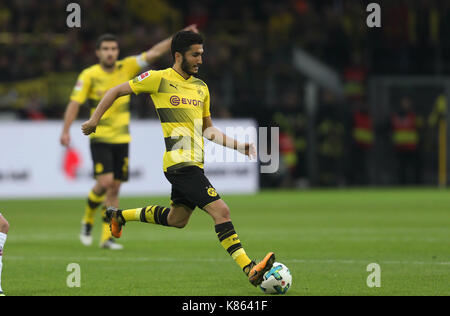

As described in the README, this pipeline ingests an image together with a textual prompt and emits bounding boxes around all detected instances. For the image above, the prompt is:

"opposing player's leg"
[203,199,275,286]
[0,213,9,296]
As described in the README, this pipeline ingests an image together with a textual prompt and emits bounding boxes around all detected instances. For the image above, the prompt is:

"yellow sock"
[100,207,112,243]
[82,190,105,225]
[100,222,112,243]
[122,206,171,226]
[215,222,252,271]
[122,208,141,222]
[233,249,253,270]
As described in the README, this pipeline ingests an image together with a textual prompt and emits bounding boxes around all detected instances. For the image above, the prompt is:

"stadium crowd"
[0,0,448,186]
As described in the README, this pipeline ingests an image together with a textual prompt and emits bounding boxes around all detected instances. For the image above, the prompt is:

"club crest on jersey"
[207,187,218,197]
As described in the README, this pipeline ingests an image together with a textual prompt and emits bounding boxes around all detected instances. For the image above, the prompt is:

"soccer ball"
[259,262,292,294]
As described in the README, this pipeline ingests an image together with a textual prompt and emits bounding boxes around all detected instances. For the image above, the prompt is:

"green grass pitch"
[1,189,449,296]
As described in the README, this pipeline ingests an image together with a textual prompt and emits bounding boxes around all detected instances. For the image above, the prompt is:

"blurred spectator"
[343,51,367,100]
[21,93,46,120]
[272,87,307,187]
[267,3,295,49]
[316,90,345,186]
[391,96,421,185]
[348,99,374,186]
[428,94,447,127]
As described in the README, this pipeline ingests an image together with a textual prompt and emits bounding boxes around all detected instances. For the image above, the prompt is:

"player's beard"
[181,58,197,76]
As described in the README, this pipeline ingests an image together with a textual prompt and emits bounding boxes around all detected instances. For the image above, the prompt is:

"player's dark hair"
[96,34,119,49]
[171,31,203,60]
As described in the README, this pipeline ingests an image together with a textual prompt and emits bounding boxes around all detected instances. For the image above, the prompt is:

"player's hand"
[183,24,199,33]
[60,132,71,147]
[81,120,97,135]
[238,142,257,160]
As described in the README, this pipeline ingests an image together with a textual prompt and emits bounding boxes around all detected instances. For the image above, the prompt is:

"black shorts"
[164,166,221,210]
[90,142,129,181]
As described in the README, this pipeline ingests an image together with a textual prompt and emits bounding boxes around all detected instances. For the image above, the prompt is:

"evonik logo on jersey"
[169,95,204,107]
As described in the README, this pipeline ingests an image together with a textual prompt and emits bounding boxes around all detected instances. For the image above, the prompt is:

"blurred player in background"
[61,25,199,250]
[0,212,9,296]
[82,30,275,287]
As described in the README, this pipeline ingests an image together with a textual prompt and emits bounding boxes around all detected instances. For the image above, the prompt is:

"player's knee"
[173,221,187,229]
[97,177,114,192]
[171,218,189,229]
[93,185,107,196]
[215,204,231,222]
[108,182,121,197]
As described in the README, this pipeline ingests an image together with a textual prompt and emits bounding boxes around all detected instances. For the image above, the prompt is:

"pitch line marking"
[5,255,450,266]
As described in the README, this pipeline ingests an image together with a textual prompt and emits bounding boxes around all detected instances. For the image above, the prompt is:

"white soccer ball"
[259,262,292,294]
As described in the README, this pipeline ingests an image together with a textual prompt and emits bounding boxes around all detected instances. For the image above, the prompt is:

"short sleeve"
[129,70,161,95]
[70,70,91,104]
[203,85,211,118]
[121,53,149,78]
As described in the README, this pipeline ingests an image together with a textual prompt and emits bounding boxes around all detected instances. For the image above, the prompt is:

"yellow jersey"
[129,68,211,172]
[70,53,148,143]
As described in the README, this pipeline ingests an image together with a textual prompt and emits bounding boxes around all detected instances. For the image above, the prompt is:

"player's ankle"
[243,261,255,276]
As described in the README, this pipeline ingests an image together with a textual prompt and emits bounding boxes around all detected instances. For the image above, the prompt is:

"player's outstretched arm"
[203,116,257,159]
[144,24,199,64]
[60,100,81,147]
[81,82,133,135]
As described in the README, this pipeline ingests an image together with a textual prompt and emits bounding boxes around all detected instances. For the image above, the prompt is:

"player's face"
[181,44,203,76]
[96,41,119,68]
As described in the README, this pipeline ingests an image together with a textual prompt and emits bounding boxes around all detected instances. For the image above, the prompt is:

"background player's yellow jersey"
[129,68,211,172]
[70,53,148,144]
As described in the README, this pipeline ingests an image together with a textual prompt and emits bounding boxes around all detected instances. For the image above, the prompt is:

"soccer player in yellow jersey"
[61,25,199,249]
[82,31,275,287]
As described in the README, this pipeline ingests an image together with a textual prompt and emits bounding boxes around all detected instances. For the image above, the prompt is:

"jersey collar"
[170,67,192,81]
[98,63,117,74]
